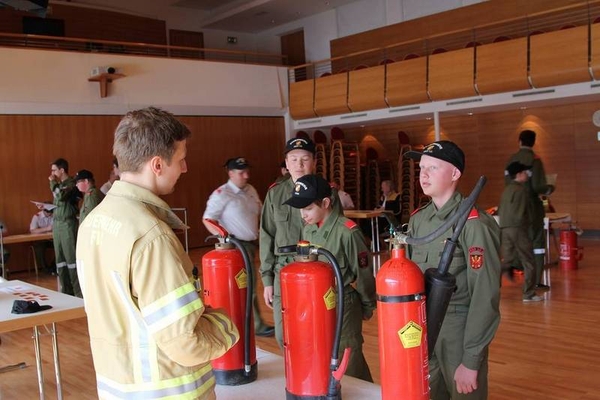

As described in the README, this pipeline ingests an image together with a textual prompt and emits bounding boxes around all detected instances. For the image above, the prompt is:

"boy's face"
[76,179,91,193]
[515,171,529,183]
[156,139,188,195]
[418,155,460,198]
[51,164,64,180]
[300,200,330,225]
[286,149,315,181]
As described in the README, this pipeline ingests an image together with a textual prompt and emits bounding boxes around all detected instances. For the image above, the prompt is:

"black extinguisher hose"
[314,248,347,399]
[228,236,253,376]
[401,176,487,247]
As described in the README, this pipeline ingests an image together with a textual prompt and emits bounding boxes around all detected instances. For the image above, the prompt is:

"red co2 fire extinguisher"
[377,176,488,400]
[202,219,257,385]
[279,241,351,400]
[559,227,583,270]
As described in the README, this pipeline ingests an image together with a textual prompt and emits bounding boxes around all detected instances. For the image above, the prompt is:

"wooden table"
[0,279,85,399]
[344,209,384,252]
[0,232,53,279]
[215,348,381,399]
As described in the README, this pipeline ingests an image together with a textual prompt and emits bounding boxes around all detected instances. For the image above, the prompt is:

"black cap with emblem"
[284,138,316,155]
[404,140,465,173]
[224,157,250,170]
[284,174,331,209]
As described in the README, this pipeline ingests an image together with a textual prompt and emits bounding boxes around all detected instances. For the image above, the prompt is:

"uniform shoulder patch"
[344,219,357,229]
[533,154,541,160]
[467,208,479,220]
[268,181,280,190]
[358,251,369,268]
[469,247,484,269]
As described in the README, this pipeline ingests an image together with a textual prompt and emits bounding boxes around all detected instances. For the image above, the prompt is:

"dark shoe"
[501,266,515,282]
[255,326,275,337]
[535,284,550,290]
[523,294,544,303]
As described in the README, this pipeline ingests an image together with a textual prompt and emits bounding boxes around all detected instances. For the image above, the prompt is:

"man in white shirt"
[203,157,274,337]
[29,203,55,274]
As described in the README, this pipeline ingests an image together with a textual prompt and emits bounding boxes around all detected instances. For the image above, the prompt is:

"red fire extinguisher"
[279,241,351,400]
[202,219,257,385]
[377,245,429,400]
[559,228,583,270]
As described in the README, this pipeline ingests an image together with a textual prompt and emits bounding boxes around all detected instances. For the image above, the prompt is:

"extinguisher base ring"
[213,362,258,386]
[286,389,339,400]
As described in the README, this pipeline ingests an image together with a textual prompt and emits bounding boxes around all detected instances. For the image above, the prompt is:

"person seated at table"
[376,180,401,235]
[331,181,355,209]
[30,203,56,275]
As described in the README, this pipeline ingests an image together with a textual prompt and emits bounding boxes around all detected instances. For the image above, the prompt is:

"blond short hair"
[113,107,191,173]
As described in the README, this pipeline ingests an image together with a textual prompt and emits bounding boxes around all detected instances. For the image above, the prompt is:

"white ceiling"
[66,0,365,33]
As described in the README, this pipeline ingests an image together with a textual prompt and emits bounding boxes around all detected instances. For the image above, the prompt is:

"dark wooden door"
[169,29,204,59]
[281,30,307,81]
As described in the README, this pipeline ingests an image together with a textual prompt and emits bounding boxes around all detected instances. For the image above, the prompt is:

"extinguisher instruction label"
[398,321,423,348]
[323,287,337,310]
[235,269,248,289]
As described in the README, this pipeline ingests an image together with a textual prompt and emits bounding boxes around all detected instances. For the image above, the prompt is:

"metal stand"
[32,323,63,400]
[0,224,6,279]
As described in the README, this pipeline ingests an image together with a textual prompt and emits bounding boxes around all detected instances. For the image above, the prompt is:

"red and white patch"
[358,251,369,268]
[469,246,484,269]
[344,220,357,230]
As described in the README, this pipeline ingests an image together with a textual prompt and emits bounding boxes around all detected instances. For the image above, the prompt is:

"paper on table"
[546,174,557,186]
[30,201,57,211]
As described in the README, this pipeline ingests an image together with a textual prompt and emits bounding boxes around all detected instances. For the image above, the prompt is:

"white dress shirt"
[203,180,262,241]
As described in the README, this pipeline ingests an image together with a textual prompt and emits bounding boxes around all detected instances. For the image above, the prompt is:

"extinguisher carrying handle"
[203,218,230,239]
[327,347,351,400]
[313,247,347,399]
[227,236,254,376]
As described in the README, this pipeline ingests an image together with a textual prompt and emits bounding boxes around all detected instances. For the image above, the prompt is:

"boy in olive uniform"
[284,174,376,382]
[405,141,501,399]
[499,162,543,302]
[260,138,317,347]
[49,158,81,297]
[75,169,105,224]
[505,130,554,290]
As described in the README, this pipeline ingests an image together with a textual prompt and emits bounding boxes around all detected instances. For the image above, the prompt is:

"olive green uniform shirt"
[259,176,304,286]
[50,176,78,222]
[408,192,501,370]
[80,186,104,224]
[303,213,376,314]
[498,180,530,228]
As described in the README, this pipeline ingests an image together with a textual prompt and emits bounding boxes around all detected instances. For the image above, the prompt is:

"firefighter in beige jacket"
[77,107,239,400]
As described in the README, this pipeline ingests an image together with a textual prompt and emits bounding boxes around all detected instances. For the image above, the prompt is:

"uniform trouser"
[501,226,536,298]
[530,200,546,286]
[340,288,373,382]
[238,241,269,332]
[272,255,295,348]
[429,306,488,400]
[53,220,82,298]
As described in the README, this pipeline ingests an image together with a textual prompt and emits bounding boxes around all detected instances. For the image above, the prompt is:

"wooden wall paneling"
[530,25,591,88]
[0,115,286,272]
[428,48,477,101]
[589,23,600,78]
[330,0,594,59]
[476,37,530,94]
[340,100,600,230]
[169,29,204,59]
[289,79,317,119]
[49,4,167,45]
[314,73,351,116]
[385,57,429,107]
[347,65,386,112]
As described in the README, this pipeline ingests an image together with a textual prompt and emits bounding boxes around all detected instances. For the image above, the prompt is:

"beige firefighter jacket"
[77,180,239,400]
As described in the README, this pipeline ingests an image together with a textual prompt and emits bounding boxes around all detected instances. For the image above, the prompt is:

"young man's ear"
[451,168,461,181]
[149,155,163,176]
[322,197,332,209]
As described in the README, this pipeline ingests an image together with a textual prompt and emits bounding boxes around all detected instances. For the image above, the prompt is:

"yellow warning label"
[398,321,423,349]
[235,269,248,289]
[323,287,337,310]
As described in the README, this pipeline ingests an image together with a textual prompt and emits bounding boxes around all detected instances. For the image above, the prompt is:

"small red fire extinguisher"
[202,219,257,385]
[279,241,351,400]
[559,227,583,270]
[377,245,429,400]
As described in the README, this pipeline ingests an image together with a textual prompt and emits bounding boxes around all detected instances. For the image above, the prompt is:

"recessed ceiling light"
[520,106,527,110]
[425,117,432,120]
[467,112,473,116]
[271,19,275,24]
[360,125,365,128]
